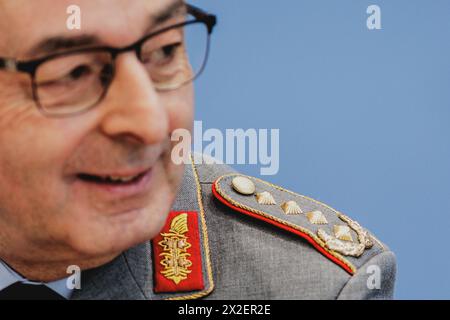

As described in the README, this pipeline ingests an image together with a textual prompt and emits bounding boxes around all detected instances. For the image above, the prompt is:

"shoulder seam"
[335,250,395,299]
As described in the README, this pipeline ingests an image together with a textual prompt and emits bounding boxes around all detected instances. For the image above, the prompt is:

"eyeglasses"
[0,4,217,118]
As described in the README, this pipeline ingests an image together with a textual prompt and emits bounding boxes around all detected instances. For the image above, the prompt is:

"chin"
[61,203,171,259]
[59,160,182,259]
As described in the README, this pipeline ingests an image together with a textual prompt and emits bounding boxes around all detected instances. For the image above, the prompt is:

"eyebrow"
[151,0,186,27]
[25,0,186,58]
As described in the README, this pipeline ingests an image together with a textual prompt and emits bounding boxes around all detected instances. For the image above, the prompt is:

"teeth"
[105,175,138,182]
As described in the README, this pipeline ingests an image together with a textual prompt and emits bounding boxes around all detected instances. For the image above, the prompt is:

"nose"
[97,52,169,145]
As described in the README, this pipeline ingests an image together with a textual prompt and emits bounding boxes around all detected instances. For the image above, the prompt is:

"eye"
[161,43,178,57]
[145,42,182,65]
[68,65,92,80]
[36,64,94,87]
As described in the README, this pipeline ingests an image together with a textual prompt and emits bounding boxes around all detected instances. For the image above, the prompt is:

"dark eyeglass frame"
[0,4,217,117]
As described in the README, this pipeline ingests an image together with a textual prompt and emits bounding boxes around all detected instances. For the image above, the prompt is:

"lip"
[74,168,154,199]
[79,167,152,178]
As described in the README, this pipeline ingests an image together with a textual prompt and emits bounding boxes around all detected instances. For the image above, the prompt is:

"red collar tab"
[152,211,204,293]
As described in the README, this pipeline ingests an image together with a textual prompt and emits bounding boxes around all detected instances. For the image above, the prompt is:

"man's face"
[0,0,193,265]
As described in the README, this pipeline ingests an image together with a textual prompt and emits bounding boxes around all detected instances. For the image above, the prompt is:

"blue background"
[190,0,450,299]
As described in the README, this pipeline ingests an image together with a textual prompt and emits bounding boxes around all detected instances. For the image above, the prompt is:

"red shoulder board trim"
[152,211,205,293]
[212,175,359,275]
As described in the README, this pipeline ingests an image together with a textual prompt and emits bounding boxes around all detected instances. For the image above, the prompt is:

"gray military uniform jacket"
[72,155,396,300]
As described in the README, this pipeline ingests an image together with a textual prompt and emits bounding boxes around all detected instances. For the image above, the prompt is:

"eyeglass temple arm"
[187,3,217,32]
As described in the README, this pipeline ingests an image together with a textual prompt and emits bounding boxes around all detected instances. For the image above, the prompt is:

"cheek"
[164,85,194,132]
[0,112,98,231]
[1,121,79,173]
[0,115,60,225]
[0,104,94,194]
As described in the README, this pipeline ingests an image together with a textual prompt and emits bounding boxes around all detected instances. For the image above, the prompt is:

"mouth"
[77,171,147,186]
[74,168,154,199]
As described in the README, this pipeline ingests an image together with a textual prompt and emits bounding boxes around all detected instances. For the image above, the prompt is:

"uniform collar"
[0,260,73,299]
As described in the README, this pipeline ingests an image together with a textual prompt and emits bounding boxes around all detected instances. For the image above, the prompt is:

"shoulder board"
[212,174,386,275]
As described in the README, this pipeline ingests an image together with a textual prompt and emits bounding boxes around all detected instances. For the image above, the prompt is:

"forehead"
[0,0,181,57]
